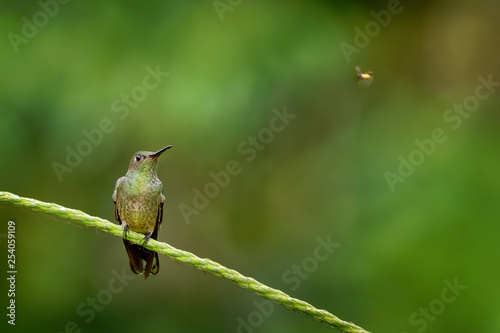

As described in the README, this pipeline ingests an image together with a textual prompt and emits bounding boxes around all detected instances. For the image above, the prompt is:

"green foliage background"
[1,1,499,332]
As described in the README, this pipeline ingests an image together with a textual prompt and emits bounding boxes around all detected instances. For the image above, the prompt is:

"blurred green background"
[1,1,500,332]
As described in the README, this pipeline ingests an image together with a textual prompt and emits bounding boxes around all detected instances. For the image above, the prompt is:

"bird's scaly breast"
[118,180,161,233]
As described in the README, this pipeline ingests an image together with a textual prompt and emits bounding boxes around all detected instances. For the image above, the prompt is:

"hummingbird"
[112,145,172,279]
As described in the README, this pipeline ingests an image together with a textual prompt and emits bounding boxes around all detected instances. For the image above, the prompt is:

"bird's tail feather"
[123,239,159,279]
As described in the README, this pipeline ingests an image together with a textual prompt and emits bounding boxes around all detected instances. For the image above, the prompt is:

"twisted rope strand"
[0,191,370,333]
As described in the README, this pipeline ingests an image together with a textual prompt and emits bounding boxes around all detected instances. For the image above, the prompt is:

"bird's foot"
[123,224,130,238]
[142,230,153,247]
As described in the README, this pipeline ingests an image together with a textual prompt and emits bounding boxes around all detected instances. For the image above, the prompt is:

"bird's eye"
[135,155,142,161]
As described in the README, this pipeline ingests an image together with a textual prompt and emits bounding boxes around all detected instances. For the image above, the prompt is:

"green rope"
[0,191,370,333]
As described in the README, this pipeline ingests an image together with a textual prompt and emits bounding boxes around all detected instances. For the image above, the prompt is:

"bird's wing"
[147,250,159,276]
[157,192,165,227]
[113,177,124,223]
[144,192,164,277]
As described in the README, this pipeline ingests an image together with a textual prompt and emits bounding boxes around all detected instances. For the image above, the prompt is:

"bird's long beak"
[150,145,173,158]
